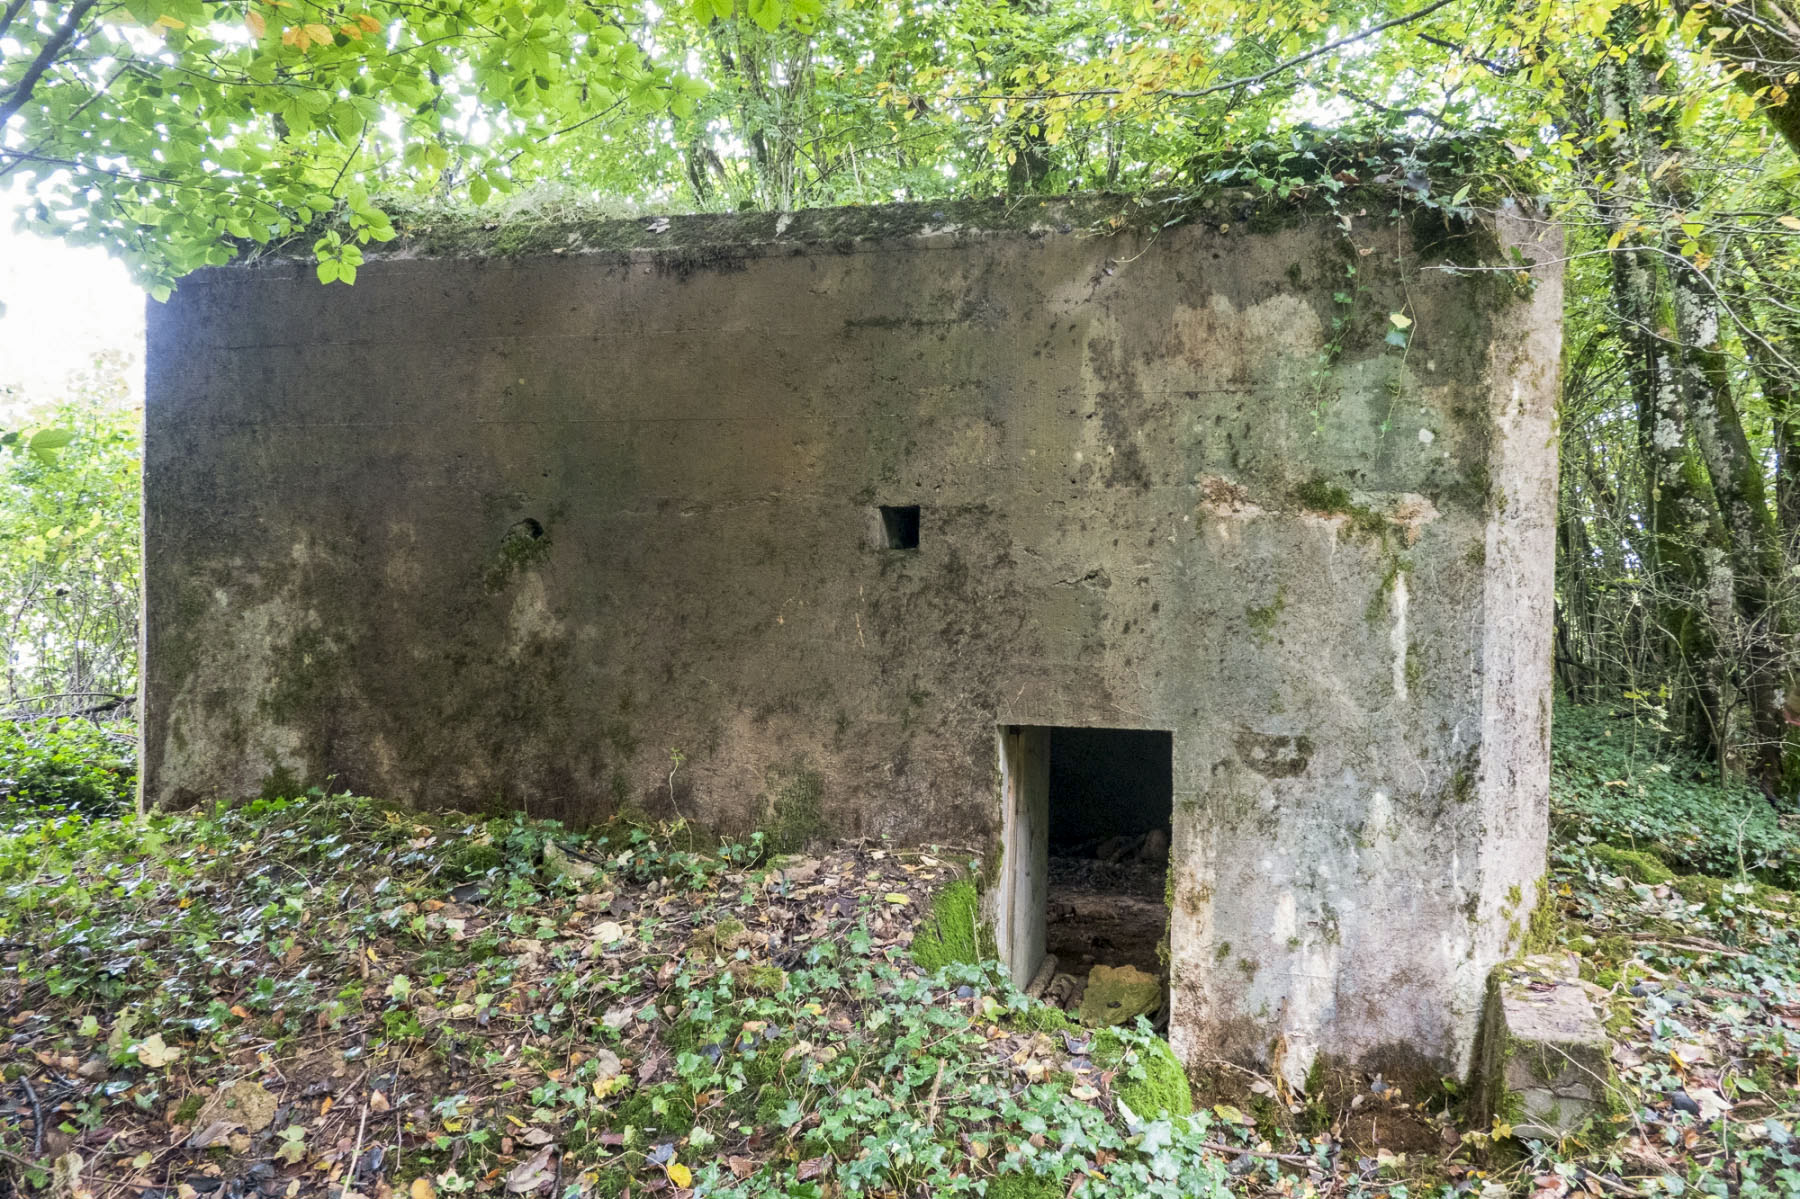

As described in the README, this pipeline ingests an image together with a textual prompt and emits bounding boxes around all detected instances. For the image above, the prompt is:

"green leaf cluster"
[0,359,142,712]
[0,718,135,814]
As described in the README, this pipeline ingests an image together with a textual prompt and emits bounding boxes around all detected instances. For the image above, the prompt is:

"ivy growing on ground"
[1551,702,1800,886]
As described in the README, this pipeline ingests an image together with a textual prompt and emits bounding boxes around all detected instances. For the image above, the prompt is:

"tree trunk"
[1585,41,1732,762]
[1622,24,1798,797]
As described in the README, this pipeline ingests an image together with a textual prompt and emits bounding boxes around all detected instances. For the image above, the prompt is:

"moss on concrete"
[1246,585,1287,643]
[910,878,996,971]
[258,762,305,801]
[760,760,825,854]
[1523,874,1560,955]
[484,518,553,591]
[259,624,347,728]
[1295,476,1390,537]
[241,138,1534,268]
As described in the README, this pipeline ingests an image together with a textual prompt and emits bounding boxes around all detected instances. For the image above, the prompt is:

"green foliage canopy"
[0,354,141,709]
[0,0,719,293]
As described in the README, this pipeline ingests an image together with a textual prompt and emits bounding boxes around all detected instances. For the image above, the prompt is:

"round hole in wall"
[506,517,545,543]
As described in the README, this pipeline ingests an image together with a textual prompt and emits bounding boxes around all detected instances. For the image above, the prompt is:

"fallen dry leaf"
[505,1146,555,1193]
[133,1034,181,1069]
[187,1120,246,1150]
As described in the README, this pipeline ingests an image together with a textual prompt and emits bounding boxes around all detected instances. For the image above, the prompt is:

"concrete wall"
[143,196,1562,1080]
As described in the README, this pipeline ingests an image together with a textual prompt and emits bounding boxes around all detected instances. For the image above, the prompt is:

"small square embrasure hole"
[877,505,921,550]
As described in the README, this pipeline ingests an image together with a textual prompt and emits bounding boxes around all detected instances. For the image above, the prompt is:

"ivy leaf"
[274,1126,308,1165]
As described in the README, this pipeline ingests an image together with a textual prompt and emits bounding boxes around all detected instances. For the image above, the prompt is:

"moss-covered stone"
[1590,844,1675,886]
[910,879,995,971]
[1471,954,1612,1141]
[1077,964,1163,1027]
[1094,1031,1193,1120]
[696,917,755,957]
[729,962,789,994]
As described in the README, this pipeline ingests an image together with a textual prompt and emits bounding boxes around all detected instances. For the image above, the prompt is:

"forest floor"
[2,705,1799,1199]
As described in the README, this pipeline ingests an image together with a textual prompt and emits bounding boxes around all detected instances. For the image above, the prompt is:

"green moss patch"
[1672,872,1783,914]
[910,878,996,971]
[760,759,825,854]
[1094,1030,1193,1121]
[985,1173,1066,1199]
[441,840,504,880]
[1294,476,1390,536]
[1590,843,1675,886]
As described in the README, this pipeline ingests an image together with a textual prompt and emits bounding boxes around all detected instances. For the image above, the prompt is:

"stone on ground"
[1078,964,1162,1027]
[1473,953,1613,1139]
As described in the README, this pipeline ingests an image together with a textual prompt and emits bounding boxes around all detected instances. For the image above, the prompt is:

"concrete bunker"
[141,193,1564,1086]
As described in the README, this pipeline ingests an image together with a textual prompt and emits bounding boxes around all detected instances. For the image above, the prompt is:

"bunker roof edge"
[212,186,1547,275]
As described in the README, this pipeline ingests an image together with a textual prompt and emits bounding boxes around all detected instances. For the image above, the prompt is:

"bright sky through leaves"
[0,188,144,415]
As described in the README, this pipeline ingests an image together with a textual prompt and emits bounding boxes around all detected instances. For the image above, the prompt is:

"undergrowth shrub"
[0,717,135,815]
[1551,703,1800,885]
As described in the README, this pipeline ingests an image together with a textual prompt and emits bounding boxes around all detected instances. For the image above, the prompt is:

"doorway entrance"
[997,725,1173,1018]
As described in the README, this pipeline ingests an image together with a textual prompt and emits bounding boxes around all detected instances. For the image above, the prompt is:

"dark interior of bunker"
[1042,727,1172,1022]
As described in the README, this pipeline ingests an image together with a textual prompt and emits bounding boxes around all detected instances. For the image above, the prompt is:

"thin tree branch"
[0,0,31,42]
[0,0,100,127]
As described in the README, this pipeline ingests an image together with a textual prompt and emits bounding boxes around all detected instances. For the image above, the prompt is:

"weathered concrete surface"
[1473,954,1614,1139]
[143,193,1562,1081]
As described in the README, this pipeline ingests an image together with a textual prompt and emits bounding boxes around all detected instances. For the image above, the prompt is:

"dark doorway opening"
[1045,727,1172,1009]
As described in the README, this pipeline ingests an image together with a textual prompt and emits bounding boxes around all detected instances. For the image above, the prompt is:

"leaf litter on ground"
[1,786,1798,1198]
